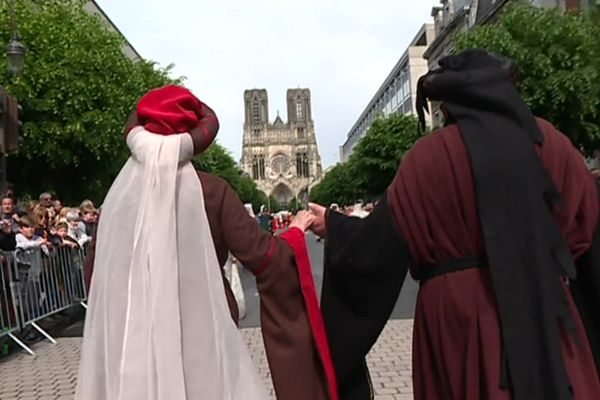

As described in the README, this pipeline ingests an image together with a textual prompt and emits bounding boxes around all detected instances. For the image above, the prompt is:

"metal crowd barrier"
[0,245,88,357]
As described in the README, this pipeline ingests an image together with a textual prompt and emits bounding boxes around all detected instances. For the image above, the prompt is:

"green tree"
[309,163,357,206]
[455,2,600,154]
[192,142,266,211]
[350,113,422,197]
[0,0,179,203]
[310,113,424,205]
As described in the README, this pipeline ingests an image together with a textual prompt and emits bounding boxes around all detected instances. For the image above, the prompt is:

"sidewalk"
[0,319,414,400]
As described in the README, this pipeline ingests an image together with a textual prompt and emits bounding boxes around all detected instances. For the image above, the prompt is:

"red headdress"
[126,85,219,154]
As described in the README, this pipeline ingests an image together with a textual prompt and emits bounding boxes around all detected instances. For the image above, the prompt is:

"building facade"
[240,89,323,207]
[339,24,435,162]
[84,1,142,61]
[424,0,598,128]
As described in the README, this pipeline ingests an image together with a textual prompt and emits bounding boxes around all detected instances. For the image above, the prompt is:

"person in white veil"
[77,86,338,400]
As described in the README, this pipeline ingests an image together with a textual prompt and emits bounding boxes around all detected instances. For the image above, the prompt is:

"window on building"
[253,129,260,136]
[252,101,261,124]
[258,155,265,179]
[252,156,259,180]
[296,101,304,121]
[296,152,310,178]
[252,155,266,180]
[297,127,305,138]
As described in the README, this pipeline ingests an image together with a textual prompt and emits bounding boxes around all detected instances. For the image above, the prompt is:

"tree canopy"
[193,143,267,213]
[310,113,423,206]
[455,2,600,154]
[0,0,179,203]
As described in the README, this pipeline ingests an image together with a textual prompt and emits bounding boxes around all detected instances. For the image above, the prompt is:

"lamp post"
[6,34,25,76]
[0,0,26,192]
[6,0,25,76]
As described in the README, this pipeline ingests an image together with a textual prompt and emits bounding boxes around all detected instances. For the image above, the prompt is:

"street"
[240,231,418,328]
[0,231,418,400]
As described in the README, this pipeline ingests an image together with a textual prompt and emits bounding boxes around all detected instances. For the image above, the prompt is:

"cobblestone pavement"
[0,319,414,400]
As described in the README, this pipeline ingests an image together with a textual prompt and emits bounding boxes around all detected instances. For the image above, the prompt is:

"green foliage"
[310,113,423,206]
[287,197,303,212]
[192,143,266,211]
[455,2,600,154]
[267,196,281,213]
[351,113,422,196]
[0,0,180,203]
[309,163,357,207]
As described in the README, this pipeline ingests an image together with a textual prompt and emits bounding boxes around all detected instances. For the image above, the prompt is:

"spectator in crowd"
[55,222,79,249]
[52,199,63,224]
[66,210,91,248]
[0,216,16,251]
[80,205,98,237]
[16,216,49,252]
[25,200,39,215]
[0,196,20,233]
[15,216,49,342]
[258,206,272,233]
[31,205,60,248]
[39,192,55,219]
[57,206,71,224]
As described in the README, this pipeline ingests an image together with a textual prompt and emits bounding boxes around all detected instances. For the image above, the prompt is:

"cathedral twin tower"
[240,88,322,208]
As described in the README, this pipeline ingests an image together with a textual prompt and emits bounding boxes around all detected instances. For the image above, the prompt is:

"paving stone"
[0,319,415,399]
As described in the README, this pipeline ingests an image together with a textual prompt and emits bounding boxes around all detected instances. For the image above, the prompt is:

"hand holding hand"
[289,210,316,232]
[308,203,327,238]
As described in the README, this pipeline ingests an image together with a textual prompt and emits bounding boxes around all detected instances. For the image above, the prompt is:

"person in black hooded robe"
[308,49,600,400]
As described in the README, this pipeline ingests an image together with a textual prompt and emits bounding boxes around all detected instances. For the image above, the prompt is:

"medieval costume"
[318,50,600,399]
[77,85,337,400]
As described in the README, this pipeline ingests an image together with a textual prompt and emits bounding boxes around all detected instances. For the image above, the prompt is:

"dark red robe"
[85,171,338,400]
[321,118,600,399]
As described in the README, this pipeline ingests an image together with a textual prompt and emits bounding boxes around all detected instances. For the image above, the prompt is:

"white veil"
[75,127,268,400]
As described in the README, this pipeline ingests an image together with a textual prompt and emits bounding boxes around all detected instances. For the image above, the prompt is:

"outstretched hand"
[308,203,327,238]
[289,210,316,232]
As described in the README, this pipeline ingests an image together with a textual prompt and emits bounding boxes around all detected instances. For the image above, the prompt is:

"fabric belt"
[418,256,488,284]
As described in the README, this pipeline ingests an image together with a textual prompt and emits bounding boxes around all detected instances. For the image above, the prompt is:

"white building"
[339,24,435,162]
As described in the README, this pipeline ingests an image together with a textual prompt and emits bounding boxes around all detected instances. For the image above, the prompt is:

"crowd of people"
[0,187,98,255]
[0,186,99,348]
[250,201,377,237]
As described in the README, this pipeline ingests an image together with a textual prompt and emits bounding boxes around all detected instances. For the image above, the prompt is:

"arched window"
[252,100,261,124]
[296,101,304,121]
[252,156,259,180]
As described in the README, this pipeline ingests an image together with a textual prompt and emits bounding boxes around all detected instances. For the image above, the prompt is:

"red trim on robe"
[256,236,276,276]
[280,227,339,400]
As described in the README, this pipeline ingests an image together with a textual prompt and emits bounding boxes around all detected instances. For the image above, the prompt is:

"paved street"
[0,231,418,399]
[240,232,418,328]
[0,320,414,400]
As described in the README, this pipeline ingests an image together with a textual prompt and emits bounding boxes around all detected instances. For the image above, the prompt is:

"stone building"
[240,89,323,207]
[339,24,436,162]
[84,1,142,61]
[424,0,597,129]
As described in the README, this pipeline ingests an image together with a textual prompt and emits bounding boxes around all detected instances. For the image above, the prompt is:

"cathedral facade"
[240,88,322,207]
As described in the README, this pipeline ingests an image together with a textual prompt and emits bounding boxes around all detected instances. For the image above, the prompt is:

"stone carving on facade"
[240,88,322,207]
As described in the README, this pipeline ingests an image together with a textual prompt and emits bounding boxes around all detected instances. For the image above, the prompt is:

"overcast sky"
[96,0,435,167]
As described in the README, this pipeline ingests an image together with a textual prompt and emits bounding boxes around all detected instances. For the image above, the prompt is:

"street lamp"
[6,34,25,76]
[6,0,25,76]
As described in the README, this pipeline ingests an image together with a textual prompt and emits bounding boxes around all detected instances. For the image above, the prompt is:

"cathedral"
[240,88,322,208]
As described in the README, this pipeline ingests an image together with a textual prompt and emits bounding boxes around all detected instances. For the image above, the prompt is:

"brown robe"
[390,118,600,399]
[85,171,335,400]
[321,118,600,399]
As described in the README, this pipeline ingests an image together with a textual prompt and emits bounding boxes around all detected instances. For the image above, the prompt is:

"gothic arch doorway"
[271,183,294,209]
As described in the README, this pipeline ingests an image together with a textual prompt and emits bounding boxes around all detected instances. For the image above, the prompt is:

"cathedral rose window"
[271,155,290,176]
